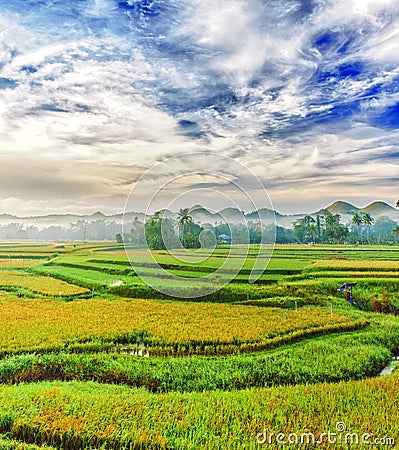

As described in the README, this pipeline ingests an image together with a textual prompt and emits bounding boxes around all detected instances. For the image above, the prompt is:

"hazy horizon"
[0,0,399,216]
[0,198,397,218]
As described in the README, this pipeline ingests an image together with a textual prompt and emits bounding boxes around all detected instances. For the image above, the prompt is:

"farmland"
[0,242,398,448]
[0,293,363,356]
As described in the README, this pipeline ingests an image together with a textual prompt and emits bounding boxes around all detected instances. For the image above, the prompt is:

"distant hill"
[323,201,359,215]
[359,201,397,216]
[89,211,107,219]
[189,206,218,224]
[246,208,283,221]
[218,208,246,222]
[0,201,397,238]
[156,209,174,219]
[189,206,283,224]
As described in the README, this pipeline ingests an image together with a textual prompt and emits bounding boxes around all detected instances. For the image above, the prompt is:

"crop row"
[0,293,360,356]
[0,434,55,449]
[29,264,284,302]
[51,261,290,285]
[308,259,399,271]
[0,270,89,296]
[0,373,397,449]
[0,259,42,269]
[0,316,393,391]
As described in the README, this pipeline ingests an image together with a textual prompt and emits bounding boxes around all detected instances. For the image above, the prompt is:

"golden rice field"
[0,270,89,296]
[0,243,398,449]
[0,259,42,268]
[304,270,399,278]
[0,292,360,355]
[309,259,399,270]
[0,374,397,449]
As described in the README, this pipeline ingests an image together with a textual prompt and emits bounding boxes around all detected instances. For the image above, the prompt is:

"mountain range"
[321,201,397,216]
[0,201,397,230]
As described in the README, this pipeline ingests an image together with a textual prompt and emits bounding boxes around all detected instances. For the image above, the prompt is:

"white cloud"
[0,0,398,215]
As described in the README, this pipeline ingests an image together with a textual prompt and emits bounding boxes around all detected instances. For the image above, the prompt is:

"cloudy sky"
[0,0,398,216]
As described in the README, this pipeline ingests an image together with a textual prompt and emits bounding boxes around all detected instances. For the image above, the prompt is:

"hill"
[0,201,397,241]
[323,201,359,215]
[360,201,397,216]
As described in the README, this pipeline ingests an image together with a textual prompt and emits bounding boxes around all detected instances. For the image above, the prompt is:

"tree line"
[0,219,121,241]
[119,208,292,250]
[293,210,399,244]
[119,208,399,249]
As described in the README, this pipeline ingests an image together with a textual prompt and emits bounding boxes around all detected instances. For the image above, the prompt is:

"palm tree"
[177,208,192,246]
[352,213,362,226]
[324,211,337,229]
[302,215,315,227]
[300,215,315,243]
[323,211,336,243]
[362,213,374,244]
[393,225,399,243]
[352,212,363,243]
[308,224,318,244]
[362,213,374,227]
[316,214,322,241]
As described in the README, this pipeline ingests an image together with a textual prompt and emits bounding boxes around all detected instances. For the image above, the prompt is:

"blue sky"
[0,0,398,215]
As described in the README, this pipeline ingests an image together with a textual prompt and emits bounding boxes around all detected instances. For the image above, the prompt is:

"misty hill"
[245,208,284,221]
[323,201,359,215]
[359,201,397,216]
[0,201,397,241]
[320,201,399,221]
[189,206,283,224]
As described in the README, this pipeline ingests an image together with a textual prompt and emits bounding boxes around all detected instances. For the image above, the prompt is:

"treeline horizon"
[0,212,398,245]
[120,211,399,248]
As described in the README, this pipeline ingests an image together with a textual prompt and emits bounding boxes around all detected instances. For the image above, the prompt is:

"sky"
[0,0,399,216]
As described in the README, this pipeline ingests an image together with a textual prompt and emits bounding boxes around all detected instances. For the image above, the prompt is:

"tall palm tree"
[393,225,399,243]
[362,213,374,227]
[298,215,315,243]
[362,213,374,244]
[352,213,362,226]
[177,208,192,246]
[301,215,315,227]
[324,211,336,229]
[308,224,318,244]
[316,214,322,241]
[352,212,363,243]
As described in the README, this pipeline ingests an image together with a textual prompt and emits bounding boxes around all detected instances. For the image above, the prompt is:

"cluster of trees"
[120,208,399,249]
[119,210,205,250]
[0,219,121,241]
[293,211,351,244]
[121,209,219,250]
[120,208,297,250]
[293,210,399,244]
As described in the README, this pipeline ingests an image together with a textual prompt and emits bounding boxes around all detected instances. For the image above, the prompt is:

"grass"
[0,375,397,449]
[0,259,43,269]
[0,311,396,393]
[0,242,398,449]
[0,293,360,356]
[308,259,399,271]
[0,434,56,449]
[0,330,390,391]
[0,270,89,297]
[27,246,399,308]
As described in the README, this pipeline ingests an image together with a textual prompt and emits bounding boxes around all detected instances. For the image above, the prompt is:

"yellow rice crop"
[0,270,89,296]
[0,293,360,354]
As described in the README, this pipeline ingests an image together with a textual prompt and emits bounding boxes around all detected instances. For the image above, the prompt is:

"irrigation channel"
[378,356,399,376]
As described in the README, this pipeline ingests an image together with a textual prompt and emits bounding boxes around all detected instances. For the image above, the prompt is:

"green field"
[0,242,398,448]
